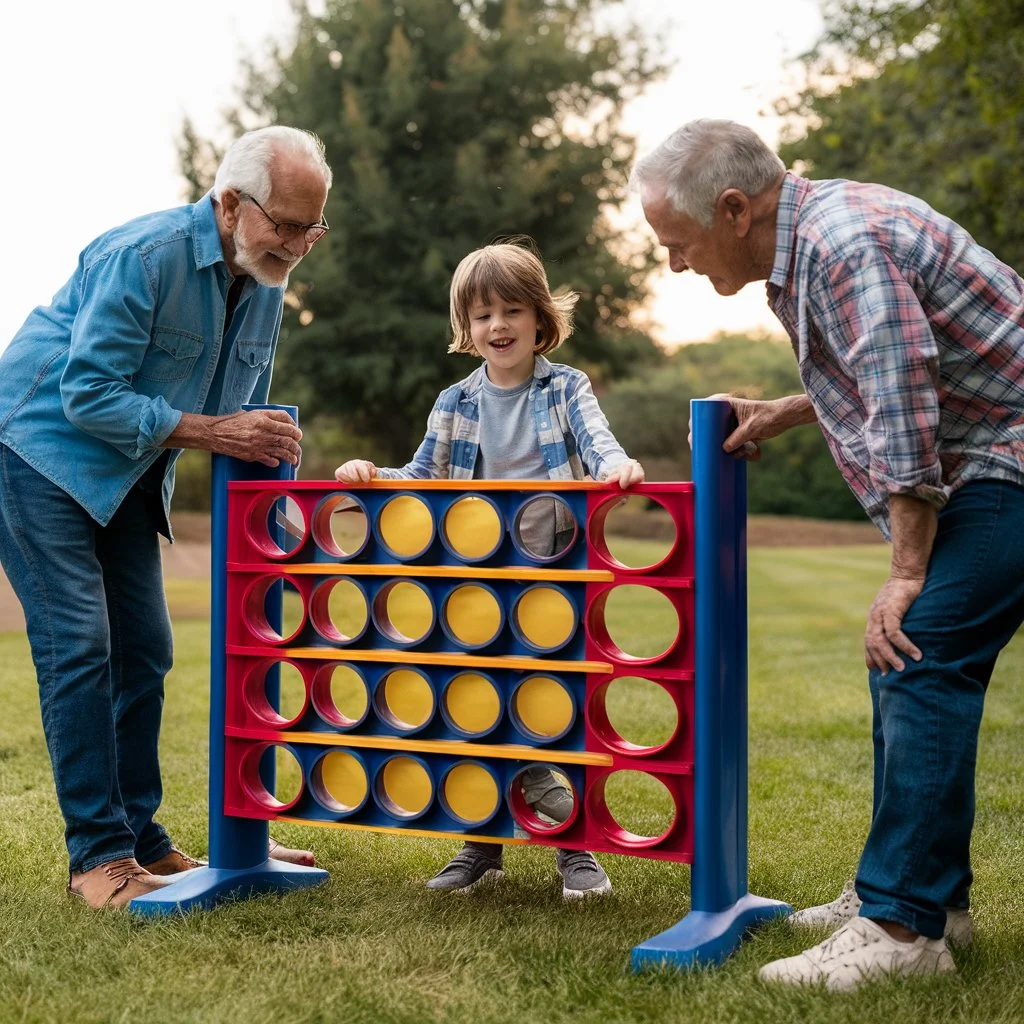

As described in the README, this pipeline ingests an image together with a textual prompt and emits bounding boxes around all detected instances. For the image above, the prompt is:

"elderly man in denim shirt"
[0,126,332,908]
[634,119,1024,990]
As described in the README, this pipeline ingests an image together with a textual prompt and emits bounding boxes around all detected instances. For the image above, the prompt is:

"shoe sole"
[426,868,505,894]
[562,879,612,900]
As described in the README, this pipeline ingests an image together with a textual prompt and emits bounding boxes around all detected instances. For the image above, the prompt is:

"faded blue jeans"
[856,480,1024,938]
[0,445,174,873]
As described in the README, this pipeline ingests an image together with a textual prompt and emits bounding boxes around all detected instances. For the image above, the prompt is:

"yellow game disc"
[379,757,433,817]
[443,496,502,559]
[326,664,369,725]
[383,581,434,642]
[378,494,434,557]
[515,586,576,649]
[443,763,500,824]
[513,675,575,739]
[444,673,501,734]
[444,584,502,647]
[317,751,368,812]
[380,668,434,729]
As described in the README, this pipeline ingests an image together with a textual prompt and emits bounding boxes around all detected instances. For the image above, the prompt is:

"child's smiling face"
[468,294,540,387]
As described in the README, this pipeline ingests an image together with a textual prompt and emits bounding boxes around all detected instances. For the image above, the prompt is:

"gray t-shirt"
[475,374,556,556]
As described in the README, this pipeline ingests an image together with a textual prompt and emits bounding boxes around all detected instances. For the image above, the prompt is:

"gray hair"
[631,119,784,228]
[212,126,333,204]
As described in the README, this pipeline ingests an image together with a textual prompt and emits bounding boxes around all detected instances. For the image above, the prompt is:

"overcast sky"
[1,0,823,351]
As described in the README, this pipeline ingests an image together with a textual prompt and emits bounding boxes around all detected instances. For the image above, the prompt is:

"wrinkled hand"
[600,459,645,489]
[865,576,925,674]
[334,459,378,484]
[688,393,797,460]
[210,409,302,467]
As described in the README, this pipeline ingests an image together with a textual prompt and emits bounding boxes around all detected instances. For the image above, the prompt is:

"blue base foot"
[632,892,792,970]
[128,859,329,917]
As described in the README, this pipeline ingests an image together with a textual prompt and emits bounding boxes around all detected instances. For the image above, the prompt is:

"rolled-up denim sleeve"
[60,246,182,459]
[815,247,947,509]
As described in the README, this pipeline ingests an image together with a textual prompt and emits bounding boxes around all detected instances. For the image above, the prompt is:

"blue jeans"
[0,444,174,872]
[856,480,1024,938]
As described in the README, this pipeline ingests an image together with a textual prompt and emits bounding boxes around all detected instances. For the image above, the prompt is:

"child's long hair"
[448,239,578,357]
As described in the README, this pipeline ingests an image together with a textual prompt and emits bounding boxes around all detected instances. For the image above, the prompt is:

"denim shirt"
[0,194,284,528]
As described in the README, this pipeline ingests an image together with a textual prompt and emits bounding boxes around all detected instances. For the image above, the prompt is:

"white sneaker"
[759,916,956,992]
[789,880,974,946]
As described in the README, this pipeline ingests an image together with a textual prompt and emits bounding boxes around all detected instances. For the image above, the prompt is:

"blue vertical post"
[632,399,789,968]
[131,404,328,915]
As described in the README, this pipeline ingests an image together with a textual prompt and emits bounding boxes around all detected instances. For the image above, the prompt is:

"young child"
[335,241,644,898]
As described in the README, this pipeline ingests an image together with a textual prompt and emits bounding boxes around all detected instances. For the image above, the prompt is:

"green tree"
[777,0,1024,270]
[180,0,668,461]
[601,334,865,520]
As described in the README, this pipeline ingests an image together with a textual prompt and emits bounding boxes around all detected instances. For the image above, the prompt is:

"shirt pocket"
[236,339,273,376]
[136,328,204,382]
[224,338,274,409]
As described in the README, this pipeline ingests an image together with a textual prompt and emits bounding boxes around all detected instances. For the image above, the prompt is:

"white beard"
[232,220,295,287]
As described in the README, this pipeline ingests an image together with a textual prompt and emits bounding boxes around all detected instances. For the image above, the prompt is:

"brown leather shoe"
[68,857,172,909]
[142,848,205,875]
[269,837,315,867]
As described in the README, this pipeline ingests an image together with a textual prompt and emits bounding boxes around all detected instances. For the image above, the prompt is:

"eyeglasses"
[239,192,330,244]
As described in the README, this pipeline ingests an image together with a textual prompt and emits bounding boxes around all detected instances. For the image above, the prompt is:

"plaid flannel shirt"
[768,173,1024,539]
[376,355,629,485]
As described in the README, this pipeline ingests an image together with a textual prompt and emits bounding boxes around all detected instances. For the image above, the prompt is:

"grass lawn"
[0,541,1022,1023]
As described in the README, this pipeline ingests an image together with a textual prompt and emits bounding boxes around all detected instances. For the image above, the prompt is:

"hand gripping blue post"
[631,399,790,968]
[131,404,328,915]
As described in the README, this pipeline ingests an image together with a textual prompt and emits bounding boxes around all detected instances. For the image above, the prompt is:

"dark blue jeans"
[856,480,1024,939]
[0,445,174,873]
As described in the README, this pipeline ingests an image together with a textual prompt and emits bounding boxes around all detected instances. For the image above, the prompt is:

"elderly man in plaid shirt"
[633,119,1024,991]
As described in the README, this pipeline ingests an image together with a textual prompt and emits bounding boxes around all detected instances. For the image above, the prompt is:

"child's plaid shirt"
[376,355,629,484]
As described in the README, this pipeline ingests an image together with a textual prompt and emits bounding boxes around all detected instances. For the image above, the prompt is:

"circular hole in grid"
[441,495,503,561]
[590,677,680,755]
[374,755,434,819]
[309,577,369,644]
[507,763,579,835]
[246,493,309,559]
[311,663,370,730]
[510,675,576,743]
[312,493,370,559]
[372,580,435,645]
[243,660,307,727]
[510,494,578,561]
[441,672,503,737]
[243,575,306,645]
[374,668,435,732]
[310,750,369,815]
[587,494,678,572]
[594,770,677,847]
[512,585,577,652]
[377,494,434,559]
[440,761,501,827]
[442,583,503,648]
[589,585,680,662]
[241,743,304,811]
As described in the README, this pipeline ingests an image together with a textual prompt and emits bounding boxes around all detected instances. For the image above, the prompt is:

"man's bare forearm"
[889,493,938,579]
[771,394,818,429]
[161,412,223,452]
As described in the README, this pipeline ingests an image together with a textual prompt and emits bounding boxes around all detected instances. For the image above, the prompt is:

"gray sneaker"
[520,767,574,824]
[425,844,504,893]
[556,848,611,899]
[789,879,974,946]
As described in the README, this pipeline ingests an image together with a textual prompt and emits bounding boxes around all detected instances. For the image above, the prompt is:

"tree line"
[173,0,1022,522]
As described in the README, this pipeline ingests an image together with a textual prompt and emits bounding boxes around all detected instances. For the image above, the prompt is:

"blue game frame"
[130,399,790,970]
